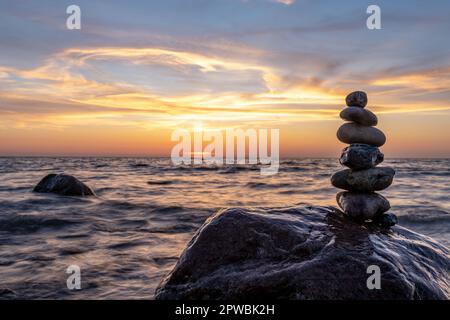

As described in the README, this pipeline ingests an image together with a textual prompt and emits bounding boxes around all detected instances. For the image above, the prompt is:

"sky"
[0,0,450,157]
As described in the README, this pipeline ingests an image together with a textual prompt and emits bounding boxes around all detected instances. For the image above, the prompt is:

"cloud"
[371,67,450,92]
[1,43,449,132]
[274,0,295,5]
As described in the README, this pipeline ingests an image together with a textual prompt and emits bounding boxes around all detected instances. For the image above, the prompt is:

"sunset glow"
[1,1,449,157]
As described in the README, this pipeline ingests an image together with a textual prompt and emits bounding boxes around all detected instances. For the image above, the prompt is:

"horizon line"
[1,155,449,160]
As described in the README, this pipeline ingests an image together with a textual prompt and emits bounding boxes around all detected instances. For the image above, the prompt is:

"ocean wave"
[147,163,329,174]
[150,205,186,214]
[147,180,174,185]
[417,171,450,176]
[107,240,151,250]
[398,209,450,223]
[278,190,300,195]
[116,218,149,228]
[150,256,179,266]
[161,165,220,172]
[59,247,91,256]
[102,200,154,211]
[148,223,199,234]
[0,214,79,233]
[245,181,294,189]
[160,164,263,173]
[129,163,150,168]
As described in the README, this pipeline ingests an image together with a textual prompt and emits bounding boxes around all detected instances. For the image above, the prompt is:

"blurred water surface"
[0,157,448,299]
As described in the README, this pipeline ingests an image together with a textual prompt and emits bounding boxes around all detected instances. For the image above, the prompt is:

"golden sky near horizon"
[1,1,450,157]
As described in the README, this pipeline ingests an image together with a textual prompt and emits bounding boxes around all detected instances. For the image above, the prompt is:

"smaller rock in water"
[331,167,395,192]
[337,123,386,147]
[345,91,368,108]
[33,173,95,197]
[374,212,398,227]
[340,144,384,170]
[340,107,378,126]
[337,192,390,221]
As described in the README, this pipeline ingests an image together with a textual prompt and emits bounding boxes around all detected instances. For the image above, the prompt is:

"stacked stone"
[331,91,398,227]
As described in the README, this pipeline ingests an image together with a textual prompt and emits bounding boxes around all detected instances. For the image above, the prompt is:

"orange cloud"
[1,46,449,136]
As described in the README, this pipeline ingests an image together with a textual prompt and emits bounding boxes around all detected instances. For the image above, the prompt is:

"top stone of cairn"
[346,91,368,108]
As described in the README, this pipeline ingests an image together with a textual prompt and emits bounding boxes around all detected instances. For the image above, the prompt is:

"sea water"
[0,157,448,299]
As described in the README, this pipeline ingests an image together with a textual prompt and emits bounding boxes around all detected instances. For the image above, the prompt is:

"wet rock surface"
[337,123,386,147]
[155,206,450,300]
[336,192,390,220]
[340,107,378,126]
[374,212,399,228]
[339,144,384,170]
[33,173,95,197]
[331,167,395,192]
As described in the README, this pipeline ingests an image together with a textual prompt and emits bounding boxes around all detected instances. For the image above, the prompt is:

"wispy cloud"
[1,42,449,133]
[274,0,295,5]
[0,46,342,127]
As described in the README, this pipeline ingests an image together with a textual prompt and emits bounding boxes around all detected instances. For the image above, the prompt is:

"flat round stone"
[340,144,384,170]
[337,123,386,147]
[337,192,390,221]
[340,107,378,126]
[331,167,395,192]
[345,91,367,108]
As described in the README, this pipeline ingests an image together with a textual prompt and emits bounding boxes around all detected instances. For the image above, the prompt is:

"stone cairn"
[331,91,398,227]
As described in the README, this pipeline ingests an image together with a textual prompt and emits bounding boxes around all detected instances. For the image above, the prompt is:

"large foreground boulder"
[33,173,95,196]
[155,206,450,300]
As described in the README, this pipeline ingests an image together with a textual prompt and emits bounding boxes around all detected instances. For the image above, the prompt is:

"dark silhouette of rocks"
[155,206,450,300]
[337,192,390,221]
[340,144,384,170]
[333,91,397,225]
[331,167,395,192]
[340,107,378,126]
[33,173,95,197]
[373,212,398,227]
[337,123,386,147]
[345,91,368,108]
